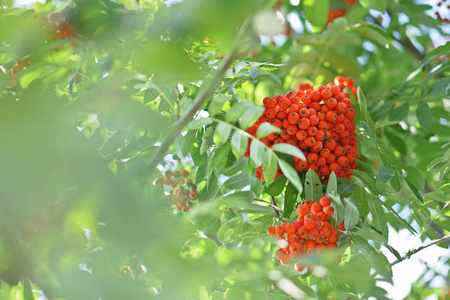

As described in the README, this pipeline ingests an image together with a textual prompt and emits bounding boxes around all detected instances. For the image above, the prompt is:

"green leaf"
[358,0,386,12]
[213,122,232,147]
[326,172,338,195]
[377,165,395,183]
[23,279,35,300]
[402,165,425,191]
[209,95,231,115]
[256,122,281,139]
[357,88,377,136]
[303,0,329,29]
[367,196,389,239]
[355,26,389,47]
[351,169,378,195]
[284,182,298,218]
[404,178,424,203]
[264,174,287,196]
[144,88,161,104]
[189,118,213,130]
[388,102,409,122]
[271,143,306,160]
[226,102,250,123]
[416,101,432,131]
[427,77,450,97]
[231,131,249,160]
[354,227,387,243]
[328,192,345,227]
[249,139,266,167]
[350,235,392,279]
[223,172,251,190]
[278,159,303,193]
[262,149,278,184]
[224,191,256,203]
[239,105,264,130]
[304,169,322,202]
[343,199,359,231]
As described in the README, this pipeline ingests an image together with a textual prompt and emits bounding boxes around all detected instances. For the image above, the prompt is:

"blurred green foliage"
[0,0,449,299]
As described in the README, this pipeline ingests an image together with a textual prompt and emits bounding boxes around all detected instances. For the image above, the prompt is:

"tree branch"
[147,20,253,177]
[391,234,450,266]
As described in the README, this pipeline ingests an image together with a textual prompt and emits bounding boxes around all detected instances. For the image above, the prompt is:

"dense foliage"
[0,0,449,299]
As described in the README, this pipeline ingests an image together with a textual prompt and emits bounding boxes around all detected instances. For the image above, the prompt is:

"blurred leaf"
[377,165,395,183]
[209,95,231,115]
[189,118,213,130]
[304,0,329,29]
[358,0,386,12]
[224,172,251,190]
[388,102,409,122]
[427,77,450,97]
[416,101,432,131]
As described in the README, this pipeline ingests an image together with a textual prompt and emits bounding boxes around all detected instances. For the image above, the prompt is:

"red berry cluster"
[246,76,359,182]
[267,196,341,271]
[154,169,198,212]
[37,12,78,46]
[7,58,32,88]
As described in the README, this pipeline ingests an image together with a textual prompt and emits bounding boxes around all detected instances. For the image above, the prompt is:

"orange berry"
[287,233,299,243]
[289,242,301,254]
[285,223,296,234]
[189,189,199,199]
[308,228,319,239]
[304,219,315,230]
[323,206,334,216]
[305,239,316,250]
[276,225,285,236]
[267,226,276,236]
[295,263,305,272]
[319,196,331,207]
[297,226,308,239]
[311,202,322,214]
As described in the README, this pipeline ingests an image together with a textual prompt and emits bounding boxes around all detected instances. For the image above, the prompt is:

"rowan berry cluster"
[267,196,341,271]
[154,169,198,212]
[246,76,359,183]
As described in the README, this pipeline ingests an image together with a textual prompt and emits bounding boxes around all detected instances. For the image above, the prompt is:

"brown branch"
[147,20,253,177]
[391,234,450,266]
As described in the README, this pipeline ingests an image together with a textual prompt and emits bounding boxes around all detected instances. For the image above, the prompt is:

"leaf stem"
[390,234,450,266]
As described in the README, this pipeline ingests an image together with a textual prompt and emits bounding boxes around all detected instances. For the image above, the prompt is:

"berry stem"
[390,233,450,266]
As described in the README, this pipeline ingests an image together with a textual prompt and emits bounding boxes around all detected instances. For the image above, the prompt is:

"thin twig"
[147,20,253,177]
[390,234,450,266]
[270,195,280,220]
